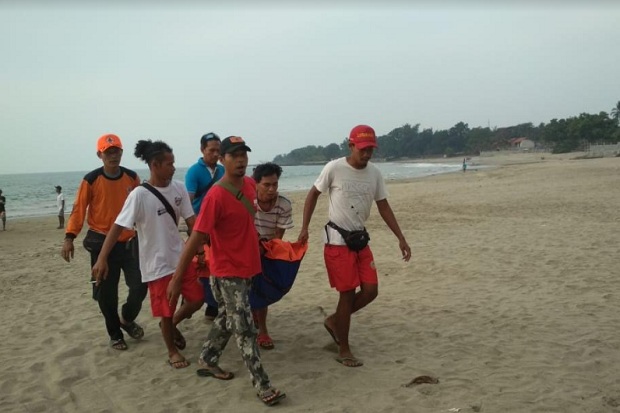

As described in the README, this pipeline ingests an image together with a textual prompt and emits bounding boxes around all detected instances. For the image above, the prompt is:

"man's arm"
[167,229,205,303]
[61,180,90,262]
[91,223,126,284]
[274,196,293,240]
[274,228,286,240]
[184,214,206,257]
[185,165,198,203]
[376,199,411,262]
[298,186,321,244]
[185,215,196,232]
[65,180,89,238]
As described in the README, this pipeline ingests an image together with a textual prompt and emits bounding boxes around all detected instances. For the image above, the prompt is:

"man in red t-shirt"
[168,136,285,407]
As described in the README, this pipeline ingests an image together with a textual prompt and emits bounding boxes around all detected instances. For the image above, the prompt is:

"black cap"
[55,185,62,190]
[220,136,252,154]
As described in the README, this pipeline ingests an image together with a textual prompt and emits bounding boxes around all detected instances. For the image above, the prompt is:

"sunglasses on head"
[201,132,220,142]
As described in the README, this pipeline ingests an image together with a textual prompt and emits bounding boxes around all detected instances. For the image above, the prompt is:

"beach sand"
[1,153,619,412]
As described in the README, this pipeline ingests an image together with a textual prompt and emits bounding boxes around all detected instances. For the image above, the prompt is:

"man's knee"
[361,283,378,300]
[131,283,148,300]
[338,288,357,302]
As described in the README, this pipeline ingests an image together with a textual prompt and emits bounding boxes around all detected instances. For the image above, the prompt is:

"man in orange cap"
[298,125,411,368]
[61,134,148,351]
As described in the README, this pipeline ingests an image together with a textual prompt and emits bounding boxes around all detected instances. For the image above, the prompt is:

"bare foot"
[168,352,189,369]
[336,353,363,367]
[197,359,234,380]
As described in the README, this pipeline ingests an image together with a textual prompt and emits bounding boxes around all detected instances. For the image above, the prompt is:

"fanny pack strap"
[141,182,178,226]
[215,181,256,217]
[326,221,361,237]
[194,170,219,201]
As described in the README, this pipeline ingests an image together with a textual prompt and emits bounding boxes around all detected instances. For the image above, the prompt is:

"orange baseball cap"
[349,125,378,149]
[97,134,123,152]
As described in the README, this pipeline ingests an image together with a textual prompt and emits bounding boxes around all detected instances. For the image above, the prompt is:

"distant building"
[587,142,620,157]
[509,137,535,150]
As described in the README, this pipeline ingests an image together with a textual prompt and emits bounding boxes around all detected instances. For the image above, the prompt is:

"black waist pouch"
[82,230,107,253]
[326,221,370,252]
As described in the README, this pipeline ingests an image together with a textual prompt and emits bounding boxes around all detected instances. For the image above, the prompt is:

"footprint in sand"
[402,375,439,388]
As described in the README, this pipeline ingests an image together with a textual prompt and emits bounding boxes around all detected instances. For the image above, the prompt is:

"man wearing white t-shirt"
[298,124,411,368]
[92,140,204,370]
[55,185,65,229]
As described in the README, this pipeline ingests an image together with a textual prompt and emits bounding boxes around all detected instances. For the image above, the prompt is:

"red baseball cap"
[349,125,378,149]
[97,134,123,152]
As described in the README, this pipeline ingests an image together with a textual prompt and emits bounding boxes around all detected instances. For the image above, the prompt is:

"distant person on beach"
[462,158,467,172]
[185,132,225,321]
[55,185,65,229]
[92,139,203,369]
[0,189,6,231]
[252,162,293,350]
[298,124,411,368]
[169,136,286,406]
[61,134,148,351]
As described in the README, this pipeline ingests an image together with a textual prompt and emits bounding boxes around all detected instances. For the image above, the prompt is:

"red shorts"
[148,267,204,318]
[324,244,377,292]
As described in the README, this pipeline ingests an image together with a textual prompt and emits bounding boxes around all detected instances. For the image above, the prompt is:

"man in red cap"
[298,125,411,367]
[61,134,148,351]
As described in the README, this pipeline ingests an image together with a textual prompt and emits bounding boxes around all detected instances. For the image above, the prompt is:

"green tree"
[611,101,620,125]
[428,129,449,155]
[323,143,342,160]
[540,118,574,153]
[272,101,620,164]
[467,127,493,153]
[446,122,469,154]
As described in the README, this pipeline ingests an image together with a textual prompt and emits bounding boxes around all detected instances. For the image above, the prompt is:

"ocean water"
[0,161,467,219]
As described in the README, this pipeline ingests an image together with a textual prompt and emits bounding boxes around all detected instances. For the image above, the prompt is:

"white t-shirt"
[115,180,194,282]
[255,195,294,240]
[57,193,64,211]
[313,157,388,245]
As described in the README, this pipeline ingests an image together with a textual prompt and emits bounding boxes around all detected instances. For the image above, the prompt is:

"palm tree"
[611,101,620,125]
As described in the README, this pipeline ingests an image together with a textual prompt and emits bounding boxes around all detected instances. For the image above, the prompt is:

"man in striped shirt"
[252,162,293,350]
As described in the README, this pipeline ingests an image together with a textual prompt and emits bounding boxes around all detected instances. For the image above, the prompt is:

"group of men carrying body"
[60,125,411,406]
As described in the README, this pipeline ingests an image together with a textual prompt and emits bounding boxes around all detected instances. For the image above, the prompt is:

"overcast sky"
[1,2,619,174]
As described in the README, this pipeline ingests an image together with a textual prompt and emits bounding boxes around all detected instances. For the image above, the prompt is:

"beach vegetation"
[611,101,620,125]
[272,102,620,164]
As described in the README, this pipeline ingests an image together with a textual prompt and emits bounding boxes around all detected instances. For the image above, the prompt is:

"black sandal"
[109,338,128,350]
[257,388,286,406]
[120,321,144,340]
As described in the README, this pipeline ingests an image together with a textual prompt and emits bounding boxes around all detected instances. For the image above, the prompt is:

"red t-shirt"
[194,176,261,278]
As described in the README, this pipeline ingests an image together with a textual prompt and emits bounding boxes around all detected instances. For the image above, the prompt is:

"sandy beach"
[1,153,619,413]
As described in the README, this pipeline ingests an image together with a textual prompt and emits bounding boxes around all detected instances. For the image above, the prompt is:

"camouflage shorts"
[200,276,271,390]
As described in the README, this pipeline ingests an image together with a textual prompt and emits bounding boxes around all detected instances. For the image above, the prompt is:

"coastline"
[1,153,618,412]
[1,160,464,220]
